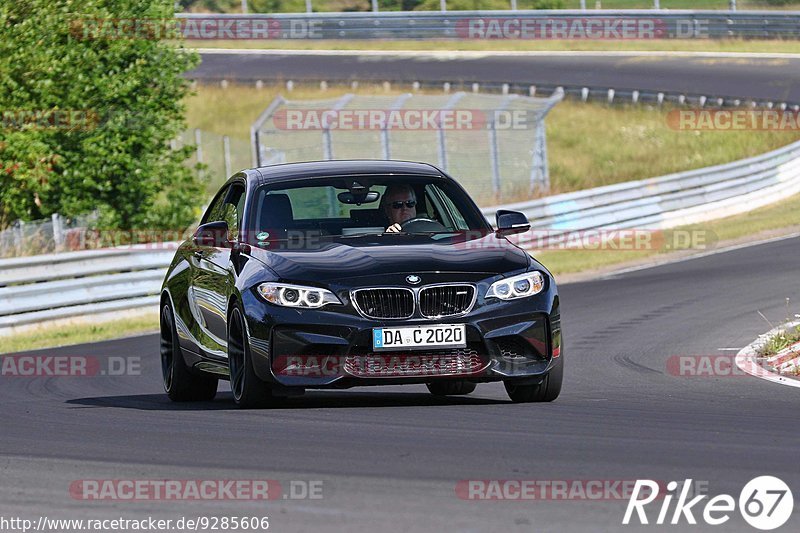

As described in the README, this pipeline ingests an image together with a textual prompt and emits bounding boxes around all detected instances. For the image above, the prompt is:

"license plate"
[372,324,466,351]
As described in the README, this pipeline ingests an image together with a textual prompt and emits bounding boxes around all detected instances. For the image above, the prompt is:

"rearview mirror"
[338,191,380,205]
[193,221,231,248]
[496,210,530,236]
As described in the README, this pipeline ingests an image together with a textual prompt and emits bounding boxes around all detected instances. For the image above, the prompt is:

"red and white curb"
[767,339,800,374]
[736,321,800,389]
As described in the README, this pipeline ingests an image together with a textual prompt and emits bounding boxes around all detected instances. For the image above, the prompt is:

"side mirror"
[496,210,530,236]
[193,221,231,248]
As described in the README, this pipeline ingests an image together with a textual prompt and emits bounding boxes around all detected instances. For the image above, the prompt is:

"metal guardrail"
[2,138,800,332]
[481,138,800,245]
[0,248,174,332]
[175,11,800,40]
[197,75,800,115]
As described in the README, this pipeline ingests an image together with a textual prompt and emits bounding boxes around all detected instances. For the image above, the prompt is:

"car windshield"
[246,175,491,243]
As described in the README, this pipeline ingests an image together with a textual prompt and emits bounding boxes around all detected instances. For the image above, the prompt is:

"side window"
[236,189,246,230]
[427,185,469,231]
[222,184,245,241]
[202,186,230,225]
[200,183,245,243]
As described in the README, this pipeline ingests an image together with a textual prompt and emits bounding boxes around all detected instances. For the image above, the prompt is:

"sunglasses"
[390,200,417,209]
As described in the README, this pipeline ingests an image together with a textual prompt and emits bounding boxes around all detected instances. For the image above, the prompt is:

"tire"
[160,302,218,402]
[426,380,477,396]
[228,305,274,409]
[503,357,563,403]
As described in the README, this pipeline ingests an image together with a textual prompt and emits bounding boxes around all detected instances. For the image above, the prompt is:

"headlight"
[486,271,545,300]
[257,283,342,308]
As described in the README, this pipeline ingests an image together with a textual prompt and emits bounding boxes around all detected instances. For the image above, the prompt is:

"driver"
[382,184,417,233]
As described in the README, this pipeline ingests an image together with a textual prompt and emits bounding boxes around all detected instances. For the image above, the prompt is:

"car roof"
[247,160,445,188]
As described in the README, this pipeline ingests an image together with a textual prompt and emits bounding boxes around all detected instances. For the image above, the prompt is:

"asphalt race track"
[191,50,800,104]
[2,235,799,532]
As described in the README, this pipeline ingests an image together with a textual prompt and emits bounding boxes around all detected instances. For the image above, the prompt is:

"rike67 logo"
[623,477,793,530]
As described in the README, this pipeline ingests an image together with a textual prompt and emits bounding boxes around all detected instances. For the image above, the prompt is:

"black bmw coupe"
[160,160,562,407]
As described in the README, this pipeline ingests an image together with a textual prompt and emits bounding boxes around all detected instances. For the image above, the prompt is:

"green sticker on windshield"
[257,231,270,241]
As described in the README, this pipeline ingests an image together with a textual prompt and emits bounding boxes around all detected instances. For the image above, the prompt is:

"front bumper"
[241,286,561,389]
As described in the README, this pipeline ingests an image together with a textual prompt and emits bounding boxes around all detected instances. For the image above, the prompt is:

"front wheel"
[426,380,477,396]
[160,303,218,402]
[504,357,563,403]
[228,305,274,408]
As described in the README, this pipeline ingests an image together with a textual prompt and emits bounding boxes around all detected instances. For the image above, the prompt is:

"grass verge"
[758,325,800,357]
[535,190,800,275]
[0,314,158,355]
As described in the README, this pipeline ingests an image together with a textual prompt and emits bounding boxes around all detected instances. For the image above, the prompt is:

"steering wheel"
[399,217,447,233]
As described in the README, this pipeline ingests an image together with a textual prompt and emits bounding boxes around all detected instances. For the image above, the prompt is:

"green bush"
[180,0,564,11]
[0,0,203,230]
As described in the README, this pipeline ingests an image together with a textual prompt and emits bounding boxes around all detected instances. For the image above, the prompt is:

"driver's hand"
[386,223,402,233]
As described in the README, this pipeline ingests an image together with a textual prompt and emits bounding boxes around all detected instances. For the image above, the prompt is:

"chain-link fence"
[175,129,253,192]
[252,89,562,205]
[0,213,100,259]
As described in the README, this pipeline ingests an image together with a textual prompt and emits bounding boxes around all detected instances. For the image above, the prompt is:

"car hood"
[247,233,531,283]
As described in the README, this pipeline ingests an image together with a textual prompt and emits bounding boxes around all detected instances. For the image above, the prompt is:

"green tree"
[0,0,202,230]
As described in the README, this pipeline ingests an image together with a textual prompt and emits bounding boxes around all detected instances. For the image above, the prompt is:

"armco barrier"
[0,248,175,332]
[174,11,800,40]
[480,138,800,246]
[2,138,800,332]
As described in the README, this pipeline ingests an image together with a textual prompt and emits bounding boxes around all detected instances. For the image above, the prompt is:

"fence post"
[223,135,232,178]
[306,0,312,13]
[322,94,354,216]
[52,213,64,252]
[14,220,23,254]
[488,95,517,199]
[440,0,446,12]
[372,0,378,12]
[382,93,412,160]
[241,0,248,14]
[194,128,203,164]
[510,0,517,10]
[322,93,355,161]
[437,92,466,172]
[531,120,550,193]
[194,128,204,179]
